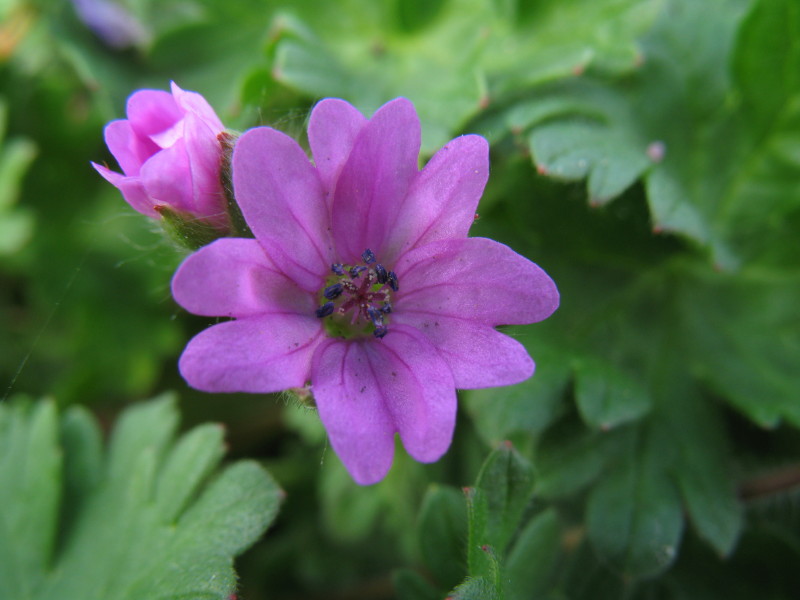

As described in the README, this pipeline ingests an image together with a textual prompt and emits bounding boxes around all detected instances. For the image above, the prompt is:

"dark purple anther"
[361,249,377,264]
[375,264,388,284]
[380,304,392,314]
[331,263,345,276]
[315,302,335,318]
[323,283,343,300]
[366,306,384,326]
[373,326,388,338]
[388,271,399,292]
[349,265,367,278]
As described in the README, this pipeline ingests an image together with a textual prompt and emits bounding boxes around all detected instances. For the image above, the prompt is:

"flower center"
[315,249,398,339]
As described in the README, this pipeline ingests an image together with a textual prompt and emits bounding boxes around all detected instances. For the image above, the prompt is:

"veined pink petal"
[182,112,227,222]
[232,127,333,292]
[331,98,420,263]
[395,237,560,326]
[172,238,315,318]
[139,137,194,213]
[170,81,224,133]
[126,89,182,139]
[179,315,323,393]
[311,325,456,484]
[383,135,489,262]
[308,98,368,200]
[371,324,456,463]
[103,119,158,176]
[392,313,534,388]
[92,163,157,217]
[311,339,397,485]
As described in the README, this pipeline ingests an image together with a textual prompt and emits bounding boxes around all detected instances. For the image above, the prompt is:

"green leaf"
[666,392,743,557]
[533,418,625,500]
[0,137,37,212]
[0,98,37,255]
[0,396,282,600]
[465,444,535,593]
[417,485,468,590]
[677,268,800,428]
[154,423,227,524]
[473,444,535,557]
[586,426,684,579]
[505,508,562,600]
[0,401,61,598]
[524,81,655,204]
[733,0,800,129]
[270,0,659,152]
[519,0,800,267]
[573,358,652,430]
[451,576,500,600]
[58,405,103,532]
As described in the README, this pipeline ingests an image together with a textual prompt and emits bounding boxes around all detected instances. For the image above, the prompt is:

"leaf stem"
[740,464,800,501]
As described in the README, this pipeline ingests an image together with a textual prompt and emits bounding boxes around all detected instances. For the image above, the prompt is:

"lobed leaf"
[520,0,800,268]
[270,0,658,152]
[0,396,282,600]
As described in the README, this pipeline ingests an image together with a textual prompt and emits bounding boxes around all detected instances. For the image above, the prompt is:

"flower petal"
[383,135,489,261]
[393,313,534,388]
[395,237,560,325]
[232,127,333,292]
[182,112,226,222]
[308,98,367,199]
[138,137,194,213]
[375,324,457,463]
[92,163,157,217]
[179,315,323,393]
[311,325,456,484]
[172,238,315,318]
[103,119,157,176]
[331,98,420,263]
[170,81,224,133]
[126,89,182,140]
[311,339,397,485]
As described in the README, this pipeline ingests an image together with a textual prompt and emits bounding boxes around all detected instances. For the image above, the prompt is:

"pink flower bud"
[92,82,230,232]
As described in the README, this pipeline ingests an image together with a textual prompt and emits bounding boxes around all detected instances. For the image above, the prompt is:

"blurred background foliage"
[1,0,799,598]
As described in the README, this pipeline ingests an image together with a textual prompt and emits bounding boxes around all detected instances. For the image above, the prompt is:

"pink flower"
[172,98,559,484]
[92,82,229,229]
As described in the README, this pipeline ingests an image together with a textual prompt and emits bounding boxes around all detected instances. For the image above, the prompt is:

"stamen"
[375,264,388,284]
[315,302,335,318]
[349,265,367,278]
[316,249,399,339]
[388,271,399,292]
[323,283,343,300]
[366,306,384,327]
